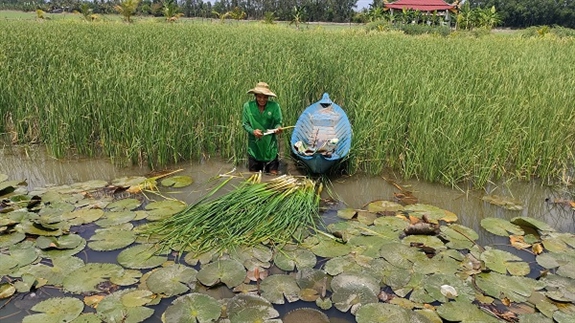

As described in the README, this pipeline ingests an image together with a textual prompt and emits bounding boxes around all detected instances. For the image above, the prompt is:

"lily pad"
[307,235,352,258]
[366,200,404,214]
[112,176,147,188]
[23,256,85,286]
[22,297,84,323]
[88,224,136,251]
[63,208,105,226]
[330,273,380,313]
[106,198,142,212]
[295,268,330,296]
[226,294,280,323]
[260,274,300,304]
[356,303,435,323]
[403,204,458,223]
[0,231,26,248]
[283,308,329,323]
[0,282,16,299]
[511,216,555,233]
[36,233,84,250]
[273,247,316,271]
[97,288,154,323]
[117,243,169,269]
[475,271,546,302]
[196,259,246,288]
[436,300,501,322]
[95,211,137,227]
[160,175,193,188]
[121,289,155,307]
[480,217,524,236]
[337,208,357,220]
[63,263,124,294]
[440,224,479,250]
[536,251,575,279]
[480,246,531,276]
[541,274,575,303]
[162,293,222,323]
[146,264,197,297]
[145,200,187,221]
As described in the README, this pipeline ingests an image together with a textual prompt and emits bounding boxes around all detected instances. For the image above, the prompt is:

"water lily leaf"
[511,216,555,233]
[349,235,391,258]
[423,273,476,303]
[20,218,66,236]
[283,308,329,323]
[88,224,136,251]
[95,211,136,227]
[404,204,458,223]
[323,256,364,276]
[184,249,218,266]
[541,274,575,303]
[196,259,246,288]
[0,231,26,248]
[480,218,524,236]
[112,176,147,188]
[295,268,330,296]
[63,263,124,294]
[0,282,16,299]
[299,288,320,301]
[273,247,316,271]
[23,256,84,286]
[554,309,575,323]
[145,200,186,221]
[402,235,447,252]
[117,243,168,269]
[40,236,87,259]
[146,264,197,297]
[260,274,300,304]
[230,244,273,270]
[97,288,154,323]
[63,208,104,226]
[527,291,558,317]
[482,194,523,211]
[480,246,531,276]
[162,293,221,323]
[38,200,75,217]
[121,289,155,307]
[440,224,479,250]
[475,272,546,303]
[71,180,109,191]
[315,297,332,310]
[72,313,103,323]
[330,273,379,312]
[357,210,377,225]
[226,294,280,323]
[541,232,575,253]
[308,235,352,258]
[326,221,368,242]
[536,251,575,279]
[0,174,8,182]
[22,297,84,323]
[0,180,21,196]
[160,175,193,188]
[381,260,412,291]
[356,303,435,323]
[36,233,84,250]
[8,241,39,269]
[518,313,554,323]
[436,300,501,322]
[337,208,357,219]
[366,200,404,214]
[106,198,141,212]
[379,241,427,270]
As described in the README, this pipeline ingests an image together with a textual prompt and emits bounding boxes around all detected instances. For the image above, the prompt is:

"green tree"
[114,0,141,23]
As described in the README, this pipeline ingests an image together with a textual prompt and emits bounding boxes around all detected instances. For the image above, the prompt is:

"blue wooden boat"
[290,93,352,174]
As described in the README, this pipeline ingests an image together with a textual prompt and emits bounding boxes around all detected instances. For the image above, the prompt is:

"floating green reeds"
[142,173,322,255]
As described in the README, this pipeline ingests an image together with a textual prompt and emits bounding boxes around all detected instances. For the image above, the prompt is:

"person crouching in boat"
[242,82,283,175]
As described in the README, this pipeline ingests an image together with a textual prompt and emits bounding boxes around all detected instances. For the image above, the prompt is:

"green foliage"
[262,11,276,24]
[114,0,141,23]
[396,24,451,36]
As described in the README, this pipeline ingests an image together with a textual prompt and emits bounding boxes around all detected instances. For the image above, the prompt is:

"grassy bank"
[1,19,574,187]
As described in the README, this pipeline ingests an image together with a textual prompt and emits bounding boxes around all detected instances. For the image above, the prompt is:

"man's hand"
[254,129,263,139]
[275,127,283,134]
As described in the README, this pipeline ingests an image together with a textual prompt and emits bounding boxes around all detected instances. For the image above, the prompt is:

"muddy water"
[2,144,573,243]
[2,144,574,322]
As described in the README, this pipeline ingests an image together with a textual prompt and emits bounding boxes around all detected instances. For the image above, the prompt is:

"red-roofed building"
[384,0,456,11]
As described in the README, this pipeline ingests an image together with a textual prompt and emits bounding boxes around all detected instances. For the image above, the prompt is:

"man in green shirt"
[242,82,283,175]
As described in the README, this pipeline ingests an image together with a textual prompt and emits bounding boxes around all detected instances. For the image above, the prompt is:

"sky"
[356,0,372,10]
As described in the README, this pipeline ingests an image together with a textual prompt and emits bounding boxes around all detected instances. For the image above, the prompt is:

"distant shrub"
[395,24,450,37]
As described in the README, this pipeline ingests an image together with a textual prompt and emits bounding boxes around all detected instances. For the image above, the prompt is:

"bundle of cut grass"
[142,173,322,255]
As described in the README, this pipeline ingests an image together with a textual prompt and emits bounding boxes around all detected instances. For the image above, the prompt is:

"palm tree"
[114,0,141,23]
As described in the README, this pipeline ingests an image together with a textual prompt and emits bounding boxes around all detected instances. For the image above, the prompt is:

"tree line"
[1,0,575,27]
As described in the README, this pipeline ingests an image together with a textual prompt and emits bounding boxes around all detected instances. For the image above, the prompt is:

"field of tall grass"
[1,18,574,187]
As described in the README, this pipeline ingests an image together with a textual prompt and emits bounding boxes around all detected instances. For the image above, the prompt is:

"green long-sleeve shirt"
[242,100,283,162]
